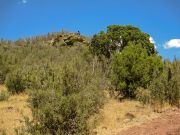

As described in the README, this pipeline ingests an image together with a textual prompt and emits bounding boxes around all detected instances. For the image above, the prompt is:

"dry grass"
[0,85,31,135]
[89,95,171,135]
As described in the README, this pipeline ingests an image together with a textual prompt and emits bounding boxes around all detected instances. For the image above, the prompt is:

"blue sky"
[0,0,180,60]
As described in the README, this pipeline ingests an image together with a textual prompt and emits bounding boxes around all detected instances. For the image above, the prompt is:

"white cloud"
[149,36,157,49]
[149,37,155,44]
[164,39,180,49]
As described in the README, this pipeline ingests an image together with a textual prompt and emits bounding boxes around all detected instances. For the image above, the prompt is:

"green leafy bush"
[5,69,26,94]
[28,91,89,135]
[112,44,163,98]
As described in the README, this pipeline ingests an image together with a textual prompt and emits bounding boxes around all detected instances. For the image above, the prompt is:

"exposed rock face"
[49,32,89,47]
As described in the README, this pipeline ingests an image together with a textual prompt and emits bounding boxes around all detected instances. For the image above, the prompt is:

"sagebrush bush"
[5,69,26,94]
[148,72,167,105]
[0,55,9,84]
[27,91,88,135]
[136,87,151,105]
[148,60,180,107]
[0,90,10,101]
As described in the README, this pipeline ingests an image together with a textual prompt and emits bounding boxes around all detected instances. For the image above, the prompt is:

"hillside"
[0,25,180,135]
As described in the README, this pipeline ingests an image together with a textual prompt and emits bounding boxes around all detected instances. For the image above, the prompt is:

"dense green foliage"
[91,25,156,58]
[112,44,163,98]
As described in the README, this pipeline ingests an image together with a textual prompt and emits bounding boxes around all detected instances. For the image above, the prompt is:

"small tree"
[112,44,163,98]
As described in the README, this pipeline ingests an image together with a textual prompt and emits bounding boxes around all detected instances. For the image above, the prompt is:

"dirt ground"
[91,99,161,135]
[91,97,180,135]
[118,108,180,135]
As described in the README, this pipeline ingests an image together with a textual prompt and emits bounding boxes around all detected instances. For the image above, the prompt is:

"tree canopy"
[91,25,156,58]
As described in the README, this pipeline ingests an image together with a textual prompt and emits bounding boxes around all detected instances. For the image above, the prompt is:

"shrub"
[0,56,9,84]
[112,44,163,98]
[27,91,88,135]
[136,87,151,105]
[148,60,180,107]
[62,66,82,96]
[0,90,10,101]
[148,72,167,105]
[5,69,26,94]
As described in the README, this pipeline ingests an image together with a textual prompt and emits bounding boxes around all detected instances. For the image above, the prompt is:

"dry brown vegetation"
[0,85,31,135]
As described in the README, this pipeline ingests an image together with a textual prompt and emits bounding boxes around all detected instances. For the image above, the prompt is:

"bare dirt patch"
[118,108,180,135]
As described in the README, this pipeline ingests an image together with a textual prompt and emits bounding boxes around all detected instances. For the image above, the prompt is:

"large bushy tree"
[91,25,156,58]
